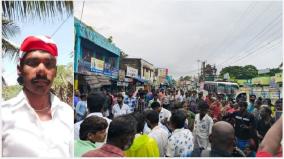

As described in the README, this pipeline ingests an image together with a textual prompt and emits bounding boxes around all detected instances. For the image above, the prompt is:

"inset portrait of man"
[1,36,73,157]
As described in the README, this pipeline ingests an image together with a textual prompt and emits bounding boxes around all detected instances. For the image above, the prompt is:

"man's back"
[148,125,169,156]
[124,134,160,157]
[82,144,124,157]
[166,128,194,157]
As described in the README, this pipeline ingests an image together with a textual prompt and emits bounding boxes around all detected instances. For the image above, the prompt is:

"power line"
[215,2,272,59]
[216,12,282,67]
[229,39,281,65]
[208,2,256,58]
[217,37,281,69]
[216,2,274,57]
[50,14,72,37]
[230,11,281,56]
[217,22,281,67]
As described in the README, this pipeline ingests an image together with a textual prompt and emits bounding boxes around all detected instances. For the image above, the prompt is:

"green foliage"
[2,1,73,61]
[52,63,73,106]
[2,18,20,62]
[219,65,258,79]
[2,85,22,101]
[183,76,192,81]
[2,1,73,22]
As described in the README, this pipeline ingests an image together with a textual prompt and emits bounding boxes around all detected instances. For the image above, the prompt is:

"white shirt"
[74,112,112,148]
[2,90,73,157]
[159,108,172,122]
[193,113,213,149]
[166,128,194,157]
[112,103,130,118]
[148,125,169,157]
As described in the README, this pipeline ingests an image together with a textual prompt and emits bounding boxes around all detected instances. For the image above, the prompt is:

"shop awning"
[133,76,146,83]
[82,72,112,89]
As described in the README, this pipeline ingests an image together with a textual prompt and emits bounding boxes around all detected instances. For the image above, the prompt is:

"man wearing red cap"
[2,36,73,157]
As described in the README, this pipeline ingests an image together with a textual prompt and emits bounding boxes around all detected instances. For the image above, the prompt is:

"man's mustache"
[31,76,51,84]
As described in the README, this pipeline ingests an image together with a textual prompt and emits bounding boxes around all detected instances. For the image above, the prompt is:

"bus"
[201,81,240,97]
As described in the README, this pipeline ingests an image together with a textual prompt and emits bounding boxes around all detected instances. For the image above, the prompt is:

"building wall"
[74,18,120,79]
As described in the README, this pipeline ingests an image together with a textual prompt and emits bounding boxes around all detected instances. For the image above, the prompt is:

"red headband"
[20,35,58,59]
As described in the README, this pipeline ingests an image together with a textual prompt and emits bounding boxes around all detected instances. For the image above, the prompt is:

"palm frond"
[2,18,20,39]
[2,1,73,22]
[2,37,19,62]
[2,77,7,88]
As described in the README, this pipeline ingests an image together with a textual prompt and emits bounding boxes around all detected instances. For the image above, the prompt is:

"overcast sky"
[74,0,282,79]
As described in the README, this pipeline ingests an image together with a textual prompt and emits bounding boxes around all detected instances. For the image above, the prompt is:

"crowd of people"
[74,87,283,157]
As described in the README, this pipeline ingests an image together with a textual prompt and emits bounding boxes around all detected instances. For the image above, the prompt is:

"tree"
[2,1,73,22]
[183,75,192,81]
[2,18,20,61]
[52,63,73,105]
[219,65,258,79]
[243,65,258,79]
[2,1,73,60]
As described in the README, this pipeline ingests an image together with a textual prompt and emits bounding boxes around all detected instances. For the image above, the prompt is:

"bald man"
[191,121,245,157]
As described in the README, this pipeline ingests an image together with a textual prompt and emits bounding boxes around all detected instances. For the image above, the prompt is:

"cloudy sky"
[74,0,282,79]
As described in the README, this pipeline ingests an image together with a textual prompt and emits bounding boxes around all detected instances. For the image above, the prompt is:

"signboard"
[111,68,119,79]
[252,77,270,85]
[117,81,129,86]
[158,68,167,77]
[104,62,112,76]
[95,58,104,71]
[126,66,138,78]
[124,77,133,83]
[224,73,230,80]
[78,59,91,72]
[119,70,125,81]
[258,68,270,74]
[275,73,282,83]
[91,58,104,73]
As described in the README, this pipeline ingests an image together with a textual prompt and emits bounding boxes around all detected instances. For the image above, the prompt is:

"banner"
[252,77,270,85]
[126,66,138,78]
[119,70,125,81]
[104,62,112,76]
[91,58,104,73]
[78,59,91,72]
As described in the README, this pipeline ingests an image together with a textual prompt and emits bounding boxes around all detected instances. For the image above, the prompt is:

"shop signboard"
[117,81,129,86]
[111,68,119,79]
[91,58,104,74]
[158,68,167,77]
[125,77,133,83]
[78,59,91,72]
[258,68,270,74]
[126,66,138,78]
[104,62,112,76]
[275,73,282,83]
[119,70,125,81]
[252,77,270,85]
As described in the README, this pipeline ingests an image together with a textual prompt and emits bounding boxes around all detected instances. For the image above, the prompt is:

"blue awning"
[133,76,146,83]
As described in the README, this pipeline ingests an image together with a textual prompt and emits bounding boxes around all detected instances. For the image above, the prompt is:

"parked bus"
[201,81,240,97]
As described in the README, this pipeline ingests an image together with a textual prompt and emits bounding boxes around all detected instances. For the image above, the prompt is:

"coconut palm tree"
[2,1,73,60]
[2,18,20,61]
[2,1,73,22]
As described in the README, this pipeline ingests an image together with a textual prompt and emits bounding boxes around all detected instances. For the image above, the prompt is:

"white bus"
[201,81,240,96]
